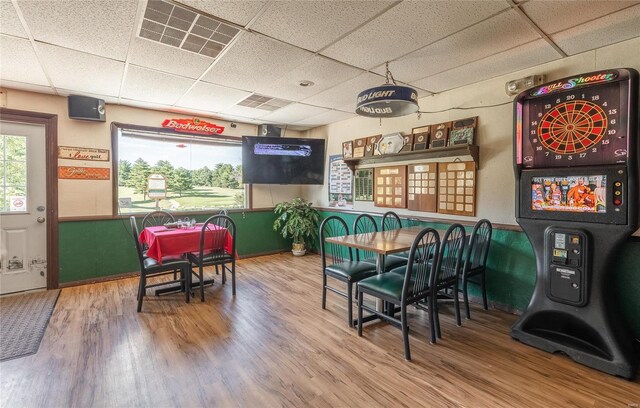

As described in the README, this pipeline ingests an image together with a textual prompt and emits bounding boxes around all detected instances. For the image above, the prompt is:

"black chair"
[320,216,377,327]
[130,216,191,312]
[431,224,467,337]
[142,210,175,229]
[357,227,440,359]
[353,214,406,272]
[461,219,492,319]
[218,208,228,216]
[381,211,402,231]
[187,215,237,301]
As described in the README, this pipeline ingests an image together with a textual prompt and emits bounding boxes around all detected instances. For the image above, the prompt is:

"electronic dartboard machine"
[512,68,639,379]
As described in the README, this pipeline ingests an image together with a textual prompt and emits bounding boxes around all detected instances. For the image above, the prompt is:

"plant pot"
[292,243,306,256]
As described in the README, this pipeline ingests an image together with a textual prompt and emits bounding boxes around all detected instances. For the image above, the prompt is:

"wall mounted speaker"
[68,95,106,122]
[258,124,282,137]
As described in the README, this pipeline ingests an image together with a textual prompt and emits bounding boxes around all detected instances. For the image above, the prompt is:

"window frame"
[110,122,251,216]
[0,134,29,214]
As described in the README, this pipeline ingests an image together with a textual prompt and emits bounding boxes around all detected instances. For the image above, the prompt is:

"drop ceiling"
[0,0,639,131]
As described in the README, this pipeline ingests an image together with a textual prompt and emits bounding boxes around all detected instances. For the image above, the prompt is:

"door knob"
[37,217,46,223]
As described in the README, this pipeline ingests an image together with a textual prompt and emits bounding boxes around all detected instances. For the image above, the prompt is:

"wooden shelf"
[343,144,479,171]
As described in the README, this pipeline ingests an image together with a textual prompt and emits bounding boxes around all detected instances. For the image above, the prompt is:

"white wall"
[2,90,302,217]
[302,37,640,226]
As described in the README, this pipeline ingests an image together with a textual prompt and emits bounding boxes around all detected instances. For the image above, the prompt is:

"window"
[114,126,246,214]
[0,135,28,212]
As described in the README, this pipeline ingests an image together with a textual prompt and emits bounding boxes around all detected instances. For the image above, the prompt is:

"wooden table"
[326,226,448,321]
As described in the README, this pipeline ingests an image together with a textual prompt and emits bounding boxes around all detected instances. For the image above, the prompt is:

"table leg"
[376,253,385,312]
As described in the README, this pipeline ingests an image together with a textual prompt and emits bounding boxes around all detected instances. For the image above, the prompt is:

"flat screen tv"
[242,136,326,185]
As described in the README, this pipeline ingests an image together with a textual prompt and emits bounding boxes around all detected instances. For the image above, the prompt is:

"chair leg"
[453,282,461,327]
[428,293,436,344]
[199,264,205,302]
[401,303,410,360]
[463,277,471,319]
[222,264,227,285]
[184,266,190,304]
[215,265,219,275]
[481,270,488,310]
[137,274,146,313]
[347,281,353,328]
[434,297,442,339]
[357,289,363,336]
[231,261,236,296]
[322,272,327,309]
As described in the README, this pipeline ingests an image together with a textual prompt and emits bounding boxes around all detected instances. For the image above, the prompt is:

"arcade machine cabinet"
[512,68,639,379]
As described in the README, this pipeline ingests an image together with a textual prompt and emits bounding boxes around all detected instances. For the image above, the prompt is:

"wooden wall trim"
[0,107,59,289]
[317,206,523,232]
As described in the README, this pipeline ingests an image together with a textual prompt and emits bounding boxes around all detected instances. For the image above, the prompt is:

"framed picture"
[353,137,367,158]
[400,134,413,152]
[412,125,430,150]
[354,169,373,201]
[342,141,353,159]
[377,132,404,155]
[430,122,451,148]
[449,116,478,146]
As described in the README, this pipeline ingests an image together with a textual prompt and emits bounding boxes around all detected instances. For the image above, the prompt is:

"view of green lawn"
[118,186,244,214]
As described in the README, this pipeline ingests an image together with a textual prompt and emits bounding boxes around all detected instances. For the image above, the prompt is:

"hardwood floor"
[1,253,638,407]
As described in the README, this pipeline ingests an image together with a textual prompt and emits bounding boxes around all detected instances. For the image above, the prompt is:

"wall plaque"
[58,146,110,161]
[58,166,110,180]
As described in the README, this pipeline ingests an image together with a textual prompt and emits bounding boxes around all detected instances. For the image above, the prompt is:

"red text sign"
[161,118,225,135]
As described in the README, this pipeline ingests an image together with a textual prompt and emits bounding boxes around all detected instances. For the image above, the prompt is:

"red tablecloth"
[140,224,234,264]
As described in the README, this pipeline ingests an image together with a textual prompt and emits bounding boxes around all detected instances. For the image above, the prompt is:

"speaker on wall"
[68,95,106,122]
[258,124,282,137]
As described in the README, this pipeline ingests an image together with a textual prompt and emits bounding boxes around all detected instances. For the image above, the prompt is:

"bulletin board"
[328,154,354,209]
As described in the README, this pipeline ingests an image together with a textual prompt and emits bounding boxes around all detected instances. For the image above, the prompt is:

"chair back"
[432,224,467,288]
[381,211,402,231]
[319,216,352,269]
[129,216,146,270]
[142,210,175,228]
[199,215,236,261]
[353,214,378,262]
[403,228,440,300]
[464,219,493,271]
[218,208,229,216]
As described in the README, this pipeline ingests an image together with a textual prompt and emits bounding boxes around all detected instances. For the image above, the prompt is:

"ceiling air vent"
[139,0,240,59]
[236,94,292,111]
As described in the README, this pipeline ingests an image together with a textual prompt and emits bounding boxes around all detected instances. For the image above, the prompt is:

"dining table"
[139,224,234,295]
[325,225,449,324]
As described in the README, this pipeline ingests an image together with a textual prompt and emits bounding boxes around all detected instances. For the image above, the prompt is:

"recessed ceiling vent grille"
[236,94,291,111]
[139,0,240,58]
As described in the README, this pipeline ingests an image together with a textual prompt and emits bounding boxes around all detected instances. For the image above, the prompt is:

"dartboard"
[537,101,607,155]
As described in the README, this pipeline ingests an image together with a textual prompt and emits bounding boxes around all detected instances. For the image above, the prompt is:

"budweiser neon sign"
[161,118,225,135]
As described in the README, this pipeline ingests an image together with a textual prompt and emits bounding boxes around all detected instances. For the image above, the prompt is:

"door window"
[0,135,28,212]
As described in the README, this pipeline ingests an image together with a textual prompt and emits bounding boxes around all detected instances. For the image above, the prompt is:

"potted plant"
[273,198,321,256]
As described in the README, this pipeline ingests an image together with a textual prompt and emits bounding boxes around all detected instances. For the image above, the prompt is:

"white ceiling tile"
[16,0,137,60]
[0,80,55,95]
[121,66,195,105]
[260,103,330,123]
[521,0,638,34]
[216,104,273,119]
[128,38,213,79]
[376,9,541,82]
[202,32,313,92]
[0,1,27,38]
[38,44,124,96]
[177,0,267,26]
[413,39,560,93]
[176,81,251,111]
[550,4,640,56]
[293,110,356,127]
[256,55,363,101]
[0,35,49,86]
[302,72,384,110]
[322,0,509,70]
[119,98,174,113]
[250,1,396,52]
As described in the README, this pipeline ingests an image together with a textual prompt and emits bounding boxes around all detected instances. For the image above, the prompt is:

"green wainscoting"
[319,210,640,337]
[58,210,289,284]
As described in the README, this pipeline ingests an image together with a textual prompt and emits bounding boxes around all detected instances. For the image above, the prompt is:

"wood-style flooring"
[0,253,638,407]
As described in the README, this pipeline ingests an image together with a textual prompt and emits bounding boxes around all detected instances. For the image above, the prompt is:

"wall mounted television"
[242,136,326,185]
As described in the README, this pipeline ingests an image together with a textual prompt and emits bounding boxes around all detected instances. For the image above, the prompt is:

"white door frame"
[0,108,58,290]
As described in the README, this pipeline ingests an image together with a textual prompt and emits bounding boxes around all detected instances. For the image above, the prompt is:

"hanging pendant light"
[356,62,419,118]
